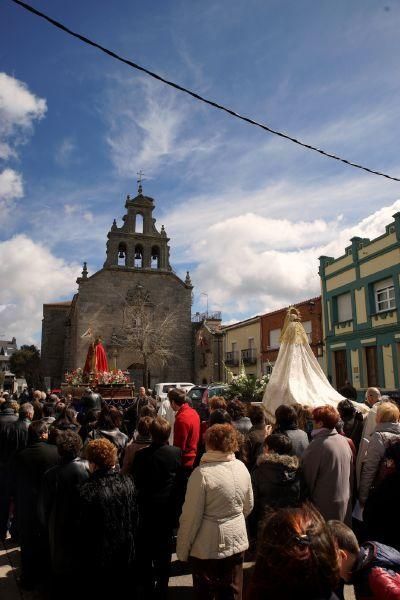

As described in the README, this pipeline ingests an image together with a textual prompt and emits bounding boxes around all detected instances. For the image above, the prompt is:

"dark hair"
[168,388,186,406]
[54,407,79,431]
[386,438,400,472]
[56,430,83,461]
[28,420,48,443]
[337,399,356,420]
[327,520,359,555]
[96,405,122,430]
[250,504,340,599]
[206,424,239,453]
[275,405,298,430]
[150,416,171,444]
[32,399,43,421]
[265,433,293,455]
[226,399,247,421]
[312,406,340,429]
[137,416,154,437]
[208,409,232,426]
[248,404,270,427]
[43,402,57,418]
[139,404,157,419]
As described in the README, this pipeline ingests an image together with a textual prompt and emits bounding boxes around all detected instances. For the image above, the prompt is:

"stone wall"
[41,303,70,387]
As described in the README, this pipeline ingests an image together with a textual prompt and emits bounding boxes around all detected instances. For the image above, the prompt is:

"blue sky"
[1,0,400,344]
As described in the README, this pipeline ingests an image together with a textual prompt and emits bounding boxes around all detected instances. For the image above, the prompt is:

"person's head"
[28,420,49,444]
[312,406,340,430]
[66,393,73,404]
[150,416,171,445]
[365,387,381,407]
[337,399,356,420]
[43,402,56,418]
[376,401,400,424]
[56,430,83,461]
[41,391,47,402]
[205,423,239,453]
[264,433,293,456]
[85,438,117,472]
[208,409,232,426]
[1,400,13,412]
[168,388,186,412]
[248,404,269,428]
[10,400,19,414]
[293,404,313,432]
[55,402,66,419]
[226,399,247,421]
[32,399,43,420]
[33,389,42,402]
[209,396,227,412]
[19,402,34,421]
[327,520,360,582]
[138,386,146,397]
[275,405,298,430]
[55,407,79,427]
[138,404,157,419]
[96,405,122,430]
[137,415,154,438]
[251,504,339,598]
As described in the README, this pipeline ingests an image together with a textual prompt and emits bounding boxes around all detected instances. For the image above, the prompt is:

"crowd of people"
[0,384,400,599]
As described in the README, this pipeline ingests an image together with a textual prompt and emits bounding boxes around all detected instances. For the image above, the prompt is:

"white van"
[154,382,195,403]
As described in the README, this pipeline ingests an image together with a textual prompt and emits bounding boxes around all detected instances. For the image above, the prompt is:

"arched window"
[135,213,144,234]
[151,246,160,269]
[118,242,127,266]
[134,245,143,268]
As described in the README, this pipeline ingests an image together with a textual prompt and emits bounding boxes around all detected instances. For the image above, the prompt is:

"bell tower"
[104,184,172,271]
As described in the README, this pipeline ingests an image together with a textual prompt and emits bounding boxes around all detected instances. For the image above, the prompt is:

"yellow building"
[222,316,262,379]
[319,212,400,399]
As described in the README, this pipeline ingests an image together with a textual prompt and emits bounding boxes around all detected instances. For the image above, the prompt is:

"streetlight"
[200,292,209,317]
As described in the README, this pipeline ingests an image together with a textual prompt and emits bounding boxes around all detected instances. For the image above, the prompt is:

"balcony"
[241,348,257,365]
[225,351,239,366]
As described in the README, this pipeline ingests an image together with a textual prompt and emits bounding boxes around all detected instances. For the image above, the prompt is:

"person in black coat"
[0,401,20,539]
[40,430,90,597]
[337,399,364,452]
[76,438,137,596]
[12,421,59,588]
[132,416,182,599]
[250,433,302,539]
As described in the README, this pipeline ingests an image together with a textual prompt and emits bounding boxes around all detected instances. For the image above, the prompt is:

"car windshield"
[188,388,203,400]
[162,384,177,393]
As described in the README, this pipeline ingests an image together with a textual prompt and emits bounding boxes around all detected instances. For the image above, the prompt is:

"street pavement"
[1,537,355,599]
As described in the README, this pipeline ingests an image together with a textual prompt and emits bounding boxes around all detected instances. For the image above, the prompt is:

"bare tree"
[112,284,181,386]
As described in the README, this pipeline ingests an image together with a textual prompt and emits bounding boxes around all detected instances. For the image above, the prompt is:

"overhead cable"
[9,0,400,182]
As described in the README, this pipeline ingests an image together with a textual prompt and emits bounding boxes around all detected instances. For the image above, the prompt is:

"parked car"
[154,382,195,403]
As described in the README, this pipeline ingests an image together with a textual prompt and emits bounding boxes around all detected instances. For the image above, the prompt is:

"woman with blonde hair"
[177,424,253,599]
[358,401,400,506]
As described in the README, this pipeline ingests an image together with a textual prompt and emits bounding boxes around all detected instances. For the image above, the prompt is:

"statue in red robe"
[83,336,109,375]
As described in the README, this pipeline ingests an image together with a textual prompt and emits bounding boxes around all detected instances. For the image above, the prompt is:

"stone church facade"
[41,187,194,389]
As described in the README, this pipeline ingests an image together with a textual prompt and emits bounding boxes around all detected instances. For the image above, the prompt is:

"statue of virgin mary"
[263,306,346,417]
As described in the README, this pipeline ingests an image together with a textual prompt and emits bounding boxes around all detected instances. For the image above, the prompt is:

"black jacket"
[132,443,182,526]
[363,471,400,551]
[0,409,19,465]
[40,458,90,575]
[77,469,137,593]
[252,453,302,522]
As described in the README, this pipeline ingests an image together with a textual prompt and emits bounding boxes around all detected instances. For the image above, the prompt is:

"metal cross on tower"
[137,170,145,194]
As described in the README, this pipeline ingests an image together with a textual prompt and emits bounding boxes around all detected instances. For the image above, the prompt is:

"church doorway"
[127,363,149,391]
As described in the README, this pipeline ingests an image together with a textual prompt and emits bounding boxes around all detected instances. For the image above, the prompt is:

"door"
[334,350,348,390]
[365,346,378,387]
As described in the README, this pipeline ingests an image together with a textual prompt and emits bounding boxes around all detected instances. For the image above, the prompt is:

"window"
[302,320,312,343]
[365,346,378,387]
[374,278,395,313]
[248,337,254,349]
[337,293,352,322]
[269,328,281,349]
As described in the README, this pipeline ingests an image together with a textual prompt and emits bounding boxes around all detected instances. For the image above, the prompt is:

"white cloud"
[176,198,400,321]
[0,72,47,157]
[0,235,80,344]
[0,168,23,201]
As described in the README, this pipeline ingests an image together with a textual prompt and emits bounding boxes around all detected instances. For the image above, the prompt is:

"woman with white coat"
[177,423,253,600]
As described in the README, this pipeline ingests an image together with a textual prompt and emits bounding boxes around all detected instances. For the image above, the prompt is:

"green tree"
[9,345,44,389]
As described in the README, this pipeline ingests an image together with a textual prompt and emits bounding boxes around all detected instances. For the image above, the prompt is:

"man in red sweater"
[169,388,200,471]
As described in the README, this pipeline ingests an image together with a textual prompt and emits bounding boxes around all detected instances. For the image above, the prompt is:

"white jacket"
[158,399,175,445]
[176,451,253,561]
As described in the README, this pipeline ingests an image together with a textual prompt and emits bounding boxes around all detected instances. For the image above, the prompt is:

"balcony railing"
[225,351,239,366]
[241,348,257,365]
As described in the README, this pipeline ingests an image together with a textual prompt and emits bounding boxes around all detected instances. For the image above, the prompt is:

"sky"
[1,0,400,345]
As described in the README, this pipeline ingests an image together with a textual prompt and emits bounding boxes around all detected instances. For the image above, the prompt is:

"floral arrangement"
[64,368,129,386]
[224,362,269,403]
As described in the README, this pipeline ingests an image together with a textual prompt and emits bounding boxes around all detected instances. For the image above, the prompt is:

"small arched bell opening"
[134,245,143,268]
[151,246,160,269]
[135,213,144,234]
[118,243,127,266]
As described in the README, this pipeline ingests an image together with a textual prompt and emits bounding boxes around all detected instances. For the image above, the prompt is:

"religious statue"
[263,306,346,417]
[81,328,109,375]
